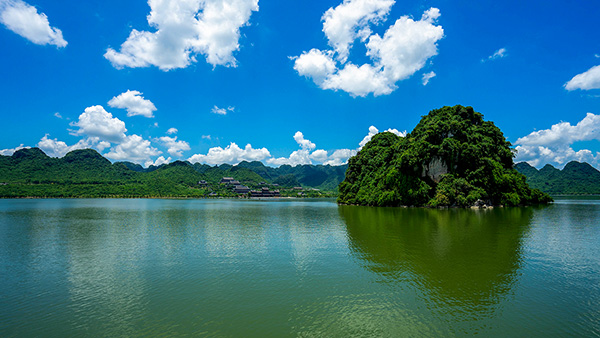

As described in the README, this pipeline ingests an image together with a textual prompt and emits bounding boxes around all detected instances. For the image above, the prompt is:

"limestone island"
[337,105,553,207]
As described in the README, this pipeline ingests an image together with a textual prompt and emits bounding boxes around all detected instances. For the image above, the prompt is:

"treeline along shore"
[0,148,345,198]
[2,107,599,201]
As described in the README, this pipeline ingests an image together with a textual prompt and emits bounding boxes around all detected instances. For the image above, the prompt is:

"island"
[337,105,553,207]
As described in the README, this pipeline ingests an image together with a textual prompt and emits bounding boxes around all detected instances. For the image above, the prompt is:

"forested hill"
[337,105,552,207]
[0,148,346,198]
[514,161,600,195]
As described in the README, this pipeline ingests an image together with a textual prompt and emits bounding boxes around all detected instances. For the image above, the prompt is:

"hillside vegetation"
[515,161,600,195]
[0,148,345,198]
[338,105,552,207]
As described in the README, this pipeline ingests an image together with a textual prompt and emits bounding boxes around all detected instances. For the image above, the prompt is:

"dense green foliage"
[338,105,552,207]
[273,174,300,187]
[236,161,347,191]
[0,148,342,198]
[515,161,600,195]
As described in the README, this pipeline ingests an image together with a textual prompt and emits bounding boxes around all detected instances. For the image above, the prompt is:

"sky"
[0,0,599,168]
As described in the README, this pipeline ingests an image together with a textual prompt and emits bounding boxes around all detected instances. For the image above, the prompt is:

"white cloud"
[293,131,316,151]
[515,145,600,168]
[323,63,393,96]
[267,149,313,166]
[359,125,379,148]
[267,127,402,166]
[516,113,600,147]
[482,47,507,62]
[0,143,28,156]
[105,134,161,164]
[211,105,234,115]
[104,0,259,70]
[292,49,337,84]
[166,127,178,135]
[322,0,394,63]
[365,8,443,80]
[202,135,211,140]
[359,125,405,149]
[94,139,111,152]
[108,90,157,118]
[37,135,96,158]
[187,142,270,165]
[515,113,600,168]
[565,65,600,91]
[422,71,436,85]
[70,105,127,143]
[53,112,62,119]
[324,148,357,166]
[267,131,318,166]
[183,125,407,167]
[157,136,191,157]
[145,155,171,168]
[309,149,329,163]
[294,4,443,97]
[0,0,67,47]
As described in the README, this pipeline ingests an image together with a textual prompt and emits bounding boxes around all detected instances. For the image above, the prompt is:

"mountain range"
[514,161,600,195]
[0,147,598,198]
[0,148,346,198]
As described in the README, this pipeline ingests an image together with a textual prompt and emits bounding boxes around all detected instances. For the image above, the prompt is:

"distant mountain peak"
[63,149,111,165]
[12,147,48,160]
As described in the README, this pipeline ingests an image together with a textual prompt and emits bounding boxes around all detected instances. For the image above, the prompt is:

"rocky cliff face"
[422,156,448,183]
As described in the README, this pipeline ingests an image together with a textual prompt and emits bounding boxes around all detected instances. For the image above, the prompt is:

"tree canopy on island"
[338,105,552,207]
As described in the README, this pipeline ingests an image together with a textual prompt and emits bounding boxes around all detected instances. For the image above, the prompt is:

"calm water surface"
[0,198,599,337]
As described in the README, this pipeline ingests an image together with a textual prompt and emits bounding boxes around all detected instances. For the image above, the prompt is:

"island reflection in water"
[339,205,536,313]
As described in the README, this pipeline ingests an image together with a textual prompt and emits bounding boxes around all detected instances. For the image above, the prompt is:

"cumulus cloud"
[324,148,357,166]
[0,143,28,156]
[422,71,436,85]
[294,2,443,97]
[211,105,234,115]
[145,155,171,168]
[292,49,337,84]
[187,142,270,165]
[104,0,259,70]
[359,125,405,149]
[108,90,157,118]
[267,131,318,166]
[53,112,62,119]
[156,136,191,157]
[309,149,329,163]
[565,65,600,91]
[322,0,394,63]
[105,134,161,163]
[70,105,127,143]
[202,135,211,140]
[293,131,316,151]
[515,113,600,168]
[166,127,178,135]
[0,0,67,47]
[482,47,507,62]
[267,126,403,167]
[36,135,98,158]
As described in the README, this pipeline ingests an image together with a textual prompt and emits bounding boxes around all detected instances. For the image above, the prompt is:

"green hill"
[338,105,552,207]
[515,161,600,195]
[236,161,347,191]
[0,148,345,198]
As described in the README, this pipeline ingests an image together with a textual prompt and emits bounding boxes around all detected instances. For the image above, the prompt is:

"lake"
[1,198,599,337]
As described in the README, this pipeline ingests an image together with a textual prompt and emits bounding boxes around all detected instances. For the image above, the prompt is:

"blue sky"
[1,0,599,168]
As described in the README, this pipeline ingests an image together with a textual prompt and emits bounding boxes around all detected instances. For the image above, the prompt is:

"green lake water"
[1,198,599,337]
